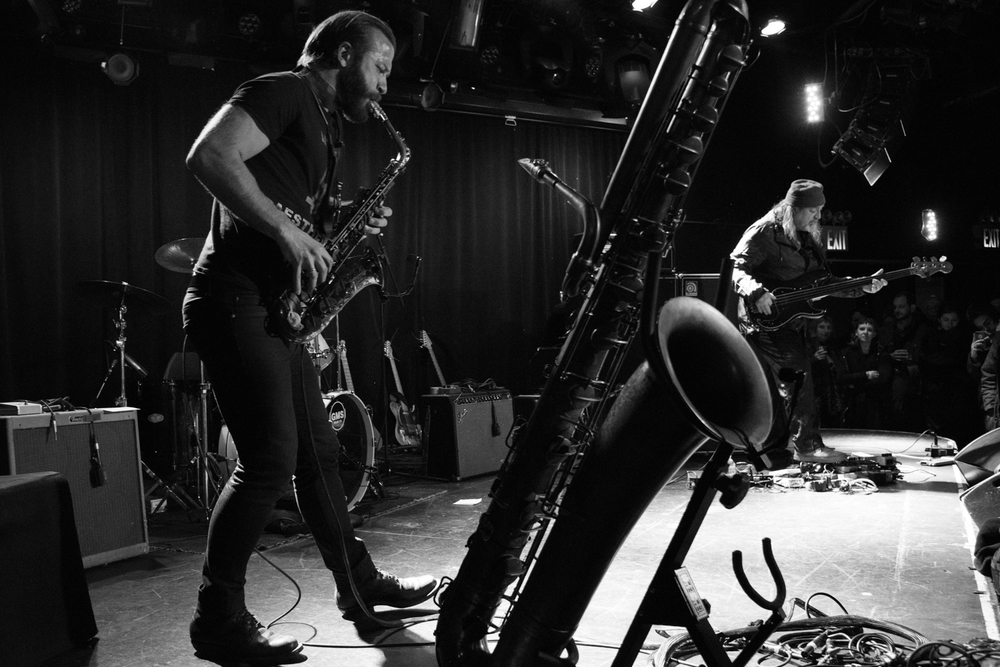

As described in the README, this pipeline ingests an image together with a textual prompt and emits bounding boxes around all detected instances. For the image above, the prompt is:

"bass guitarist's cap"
[784,179,826,208]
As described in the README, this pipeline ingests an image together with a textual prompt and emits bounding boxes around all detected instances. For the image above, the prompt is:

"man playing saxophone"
[731,179,886,464]
[183,10,436,662]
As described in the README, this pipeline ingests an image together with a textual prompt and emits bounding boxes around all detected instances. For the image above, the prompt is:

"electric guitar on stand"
[420,330,461,395]
[383,340,423,451]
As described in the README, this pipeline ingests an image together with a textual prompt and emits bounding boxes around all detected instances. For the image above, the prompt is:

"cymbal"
[77,280,169,313]
[155,237,204,274]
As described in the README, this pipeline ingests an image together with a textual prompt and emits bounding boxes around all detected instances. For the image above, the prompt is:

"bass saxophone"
[267,101,410,344]
[435,1,764,665]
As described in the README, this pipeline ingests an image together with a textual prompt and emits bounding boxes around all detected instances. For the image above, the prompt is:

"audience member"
[806,315,844,427]
[968,303,999,382]
[836,316,893,429]
[981,333,1000,432]
[880,292,931,432]
[922,303,978,445]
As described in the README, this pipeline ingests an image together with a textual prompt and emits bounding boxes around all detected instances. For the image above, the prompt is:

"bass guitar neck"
[746,256,953,332]
[420,330,461,395]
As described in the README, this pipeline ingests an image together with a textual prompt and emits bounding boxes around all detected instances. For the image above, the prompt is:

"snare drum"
[324,391,375,511]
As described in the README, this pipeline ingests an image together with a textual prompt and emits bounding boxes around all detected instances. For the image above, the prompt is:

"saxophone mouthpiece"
[369,100,387,122]
[518,158,556,185]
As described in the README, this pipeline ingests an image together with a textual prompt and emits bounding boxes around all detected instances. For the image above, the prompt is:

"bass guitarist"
[730,179,886,464]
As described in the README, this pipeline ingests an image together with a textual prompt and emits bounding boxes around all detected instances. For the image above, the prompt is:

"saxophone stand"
[610,441,787,667]
[610,253,787,667]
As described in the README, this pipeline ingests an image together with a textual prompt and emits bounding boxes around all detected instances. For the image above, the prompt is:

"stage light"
[804,83,824,123]
[632,0,658,10]
[479,44,500,67]
[238,13,262,37]
[761,18,786,36]
[921,209,939,241]
[102,52,139,85]
[419,83,444,110]
[617,55,650,103]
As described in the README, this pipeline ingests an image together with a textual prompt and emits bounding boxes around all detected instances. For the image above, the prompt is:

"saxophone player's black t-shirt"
[193,71,341,296]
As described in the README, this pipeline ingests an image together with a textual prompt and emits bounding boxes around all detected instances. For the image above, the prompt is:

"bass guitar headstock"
[911,255,953,278]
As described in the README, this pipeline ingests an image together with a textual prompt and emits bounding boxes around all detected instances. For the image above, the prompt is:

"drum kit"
[78,237,377,516]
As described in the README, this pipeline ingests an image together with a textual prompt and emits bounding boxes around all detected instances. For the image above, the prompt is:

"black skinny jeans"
[183,274,376,619]
[747,326,823,452]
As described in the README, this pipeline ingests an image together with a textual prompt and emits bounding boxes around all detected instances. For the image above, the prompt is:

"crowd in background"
[805,293,1000,449]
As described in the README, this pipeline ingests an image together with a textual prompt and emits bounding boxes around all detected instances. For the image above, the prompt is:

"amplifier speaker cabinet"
[423,390,514,481]
[0,408,149,567]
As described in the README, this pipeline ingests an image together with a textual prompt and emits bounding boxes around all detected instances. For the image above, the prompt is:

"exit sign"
[985,227,1000,248]
[822,226,849,251]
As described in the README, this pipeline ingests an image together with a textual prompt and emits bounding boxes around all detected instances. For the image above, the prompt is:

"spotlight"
[761,18,786,36]
[921,209,939,241]
[419,83,444,111]
[804,83,825,123]
[617,55,650,103]
[583,51,603,80]
[102,52,139,85]
[238,13,262,38]
[479,44,500,67]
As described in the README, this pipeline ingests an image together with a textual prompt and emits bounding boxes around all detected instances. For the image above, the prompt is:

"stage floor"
[40,430,999,667]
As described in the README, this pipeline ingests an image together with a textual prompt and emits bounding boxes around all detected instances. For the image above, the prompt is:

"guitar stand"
[610,441,787,667]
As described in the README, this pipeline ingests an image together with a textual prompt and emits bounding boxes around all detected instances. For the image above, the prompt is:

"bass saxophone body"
[267,101,410,344]
[436,1,765,665]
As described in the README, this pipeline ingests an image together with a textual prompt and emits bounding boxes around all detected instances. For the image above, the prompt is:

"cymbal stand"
[193,363,220,512]
[112,298,129,407]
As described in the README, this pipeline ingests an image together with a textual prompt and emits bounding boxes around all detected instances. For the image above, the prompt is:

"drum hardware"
[79,279,168,408]
[157,351,223,517]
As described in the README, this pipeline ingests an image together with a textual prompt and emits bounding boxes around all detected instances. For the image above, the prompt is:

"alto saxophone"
[435,1,765,665]
[267,101,411,344]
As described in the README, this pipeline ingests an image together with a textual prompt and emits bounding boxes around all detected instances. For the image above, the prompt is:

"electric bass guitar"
[745,256,953,332]
[383,340,422,450]
[420,330,461,395]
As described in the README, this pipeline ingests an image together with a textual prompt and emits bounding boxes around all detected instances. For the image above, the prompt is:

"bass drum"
[324,391,375,511]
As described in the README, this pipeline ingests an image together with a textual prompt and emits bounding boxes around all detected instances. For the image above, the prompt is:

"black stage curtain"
[0,46,627,434]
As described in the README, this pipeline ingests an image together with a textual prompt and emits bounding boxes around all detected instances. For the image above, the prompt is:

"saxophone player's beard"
[338,59,379,123]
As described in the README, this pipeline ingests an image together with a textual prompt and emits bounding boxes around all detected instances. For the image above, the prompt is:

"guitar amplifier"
[422,390,514,481]
[0,408,149,567]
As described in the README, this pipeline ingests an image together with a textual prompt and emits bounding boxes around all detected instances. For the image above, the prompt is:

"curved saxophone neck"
[370,101,411,170]
[518,158,600,300]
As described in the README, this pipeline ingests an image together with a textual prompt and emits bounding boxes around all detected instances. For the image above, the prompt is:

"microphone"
[89,433,106,488]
